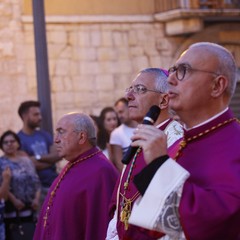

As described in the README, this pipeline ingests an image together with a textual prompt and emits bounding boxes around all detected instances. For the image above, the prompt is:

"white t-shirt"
[109,124,136,155]
[102,148,109,159]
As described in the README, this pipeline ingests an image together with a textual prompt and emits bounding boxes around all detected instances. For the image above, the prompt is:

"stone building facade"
[0,0,239,133]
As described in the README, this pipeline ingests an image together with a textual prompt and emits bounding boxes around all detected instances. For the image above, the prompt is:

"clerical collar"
[156,118,170,128]
[185,107,229,130]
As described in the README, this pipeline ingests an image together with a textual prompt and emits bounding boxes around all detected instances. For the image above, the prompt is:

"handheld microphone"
[122,105,161,165]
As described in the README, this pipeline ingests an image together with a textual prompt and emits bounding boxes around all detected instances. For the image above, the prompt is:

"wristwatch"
[35,154,42,161]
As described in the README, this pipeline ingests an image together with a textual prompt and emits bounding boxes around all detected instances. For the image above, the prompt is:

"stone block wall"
[0,1,177,133]
[22,19,179,129]
[0,0,35,133]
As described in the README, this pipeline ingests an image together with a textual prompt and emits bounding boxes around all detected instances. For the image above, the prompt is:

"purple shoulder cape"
[173,109,240,239]
[34,147,119,240]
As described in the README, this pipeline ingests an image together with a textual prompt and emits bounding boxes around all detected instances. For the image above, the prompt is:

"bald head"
[168,42,237,128]
[55,112,97,161]
[189,42,237,98]
[65,112,97,144]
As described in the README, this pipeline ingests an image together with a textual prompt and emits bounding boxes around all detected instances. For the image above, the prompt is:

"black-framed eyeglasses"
[168,63,220,81]
[125,84,163,95]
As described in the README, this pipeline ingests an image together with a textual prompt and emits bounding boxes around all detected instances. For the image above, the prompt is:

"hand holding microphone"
[122,105,161,164]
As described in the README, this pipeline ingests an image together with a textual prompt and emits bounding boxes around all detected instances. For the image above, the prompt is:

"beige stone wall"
[0,0,35,133]
[1,0,180,134]
[23,19,179,127]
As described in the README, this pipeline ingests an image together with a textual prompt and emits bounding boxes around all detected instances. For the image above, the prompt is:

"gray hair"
[190,42,237,98]
[69,113,97,146]
[140,68,169,93]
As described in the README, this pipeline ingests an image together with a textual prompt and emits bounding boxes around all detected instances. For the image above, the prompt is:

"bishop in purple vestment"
[34,113,119,240]
[106,68,183,240]
[128,42,240,240]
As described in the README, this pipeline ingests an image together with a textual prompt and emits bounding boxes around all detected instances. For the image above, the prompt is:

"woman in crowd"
[0,167,11,240]
[0,130,41,240]
[97,107,119,158]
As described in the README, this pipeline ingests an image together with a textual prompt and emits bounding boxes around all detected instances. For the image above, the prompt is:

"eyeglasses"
[125,84,163,95]
[3,140,16,145]
[168,64,220,81]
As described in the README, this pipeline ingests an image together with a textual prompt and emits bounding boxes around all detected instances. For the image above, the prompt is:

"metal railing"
[155,0,240,12]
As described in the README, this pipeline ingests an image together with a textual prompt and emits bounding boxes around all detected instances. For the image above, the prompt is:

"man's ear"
[211,75,228,98]
[159,93,169,109]
[78,132,88,144]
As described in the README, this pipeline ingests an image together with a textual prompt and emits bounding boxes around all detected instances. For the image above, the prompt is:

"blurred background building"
[0,0,239,133]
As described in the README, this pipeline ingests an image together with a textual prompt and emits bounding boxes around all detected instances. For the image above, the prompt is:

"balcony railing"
[155,0,240,12]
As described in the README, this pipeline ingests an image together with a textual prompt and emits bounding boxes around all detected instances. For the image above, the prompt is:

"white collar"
[185,107,229,130]
[156,119,170,128]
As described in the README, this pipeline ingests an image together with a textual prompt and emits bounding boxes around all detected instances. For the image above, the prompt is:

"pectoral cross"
[120,199,131,230]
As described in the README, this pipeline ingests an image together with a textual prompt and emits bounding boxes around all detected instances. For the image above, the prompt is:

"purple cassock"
[34,147,119,240]
[110,119,175,240]
[168,109,240,239]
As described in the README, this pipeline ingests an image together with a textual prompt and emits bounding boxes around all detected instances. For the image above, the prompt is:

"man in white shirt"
[109,98,137,172]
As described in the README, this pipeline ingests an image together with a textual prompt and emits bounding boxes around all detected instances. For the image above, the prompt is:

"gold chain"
[119,148,141,230]
[174,118,238,160]
[43,150,101,228]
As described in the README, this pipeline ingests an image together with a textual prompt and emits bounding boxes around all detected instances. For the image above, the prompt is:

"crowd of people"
[0,41,239,240]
